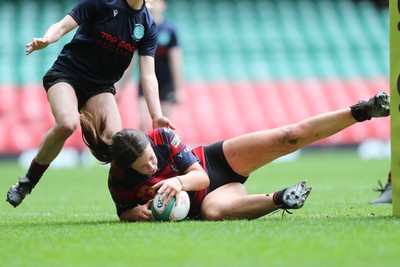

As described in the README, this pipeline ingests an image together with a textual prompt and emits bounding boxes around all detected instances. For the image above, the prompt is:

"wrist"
[152,115,164,121]
[43,36,51,45]
[176,177,184,191]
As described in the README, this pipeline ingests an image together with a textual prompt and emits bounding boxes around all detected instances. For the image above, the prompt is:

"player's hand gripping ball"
[151,191,190,221]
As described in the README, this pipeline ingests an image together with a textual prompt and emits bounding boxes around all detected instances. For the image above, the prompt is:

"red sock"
[272,188,287,206]
[25,159,50,186]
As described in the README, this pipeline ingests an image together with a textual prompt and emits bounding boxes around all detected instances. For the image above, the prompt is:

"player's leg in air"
[201,92,390,220]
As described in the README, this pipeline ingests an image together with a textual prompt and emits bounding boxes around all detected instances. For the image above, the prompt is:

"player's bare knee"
[202,210,223,221]
[54,120,79,138]
[201,206,225,221]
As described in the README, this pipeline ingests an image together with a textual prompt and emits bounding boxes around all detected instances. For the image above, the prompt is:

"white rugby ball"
[151,191,190,221]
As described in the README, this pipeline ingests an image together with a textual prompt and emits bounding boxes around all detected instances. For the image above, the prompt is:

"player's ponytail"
[80,111,113,164]
[80,112,150,169]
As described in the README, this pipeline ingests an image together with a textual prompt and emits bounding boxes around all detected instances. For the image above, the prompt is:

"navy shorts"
[138,82,176,103]
[203,141,248,193]
[43,68,116,110]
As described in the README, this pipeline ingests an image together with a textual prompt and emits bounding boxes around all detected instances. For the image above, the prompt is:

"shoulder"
[69,0,112,23]
[157,127,179,142]
[146,128,182,147]
[146,128,170,144]
[72,0,127,13]
[72,0,108,9]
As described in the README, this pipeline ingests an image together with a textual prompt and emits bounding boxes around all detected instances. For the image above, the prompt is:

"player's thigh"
[222,127,299,176]
[83,92,122,136]
[47,82,80,125]
[201,182,247,213]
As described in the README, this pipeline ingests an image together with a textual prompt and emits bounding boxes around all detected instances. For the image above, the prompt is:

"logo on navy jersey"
[133,24,145,41]
[171,135,182,148]
[100,31,136,58]
[171,165,179,173]
[113,9,119,17]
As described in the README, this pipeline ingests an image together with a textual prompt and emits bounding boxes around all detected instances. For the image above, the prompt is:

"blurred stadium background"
[0,0,390,161]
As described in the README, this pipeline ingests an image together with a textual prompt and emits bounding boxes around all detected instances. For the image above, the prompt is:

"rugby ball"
[151,191,190,221]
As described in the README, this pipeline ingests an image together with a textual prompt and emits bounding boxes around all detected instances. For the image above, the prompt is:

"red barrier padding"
[0,77,390,153]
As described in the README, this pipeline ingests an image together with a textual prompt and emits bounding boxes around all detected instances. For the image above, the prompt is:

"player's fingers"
[138,213,150,222]
[26,42,38,54]
[157,184,166,194]
[144,208,154,221]
[152,179,168,190]
[137,206,154,222]
[174,192,181,206]
[167,121,175,130]
[31,39,38,47]
[145,199,153,209]
[165,190,177,205]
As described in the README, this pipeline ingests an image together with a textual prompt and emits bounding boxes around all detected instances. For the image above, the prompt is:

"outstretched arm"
[26,14,78,55]
[139,55,175,129]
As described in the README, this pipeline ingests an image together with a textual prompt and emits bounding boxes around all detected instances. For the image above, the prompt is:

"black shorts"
[203,141,248,193]
[138,82,176,103]
[43,68,116,110]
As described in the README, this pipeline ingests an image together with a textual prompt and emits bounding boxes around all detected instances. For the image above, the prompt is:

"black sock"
[25,159,49,187]
[272,188,287,206]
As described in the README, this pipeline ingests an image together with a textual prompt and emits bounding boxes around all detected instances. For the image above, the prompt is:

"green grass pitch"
[0,150,399,267]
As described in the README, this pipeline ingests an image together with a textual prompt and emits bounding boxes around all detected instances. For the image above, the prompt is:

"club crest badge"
[133,24,145,41]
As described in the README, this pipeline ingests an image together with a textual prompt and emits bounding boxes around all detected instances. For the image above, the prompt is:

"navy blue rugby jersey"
[52,0,158,86]
[154,19,179,85]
